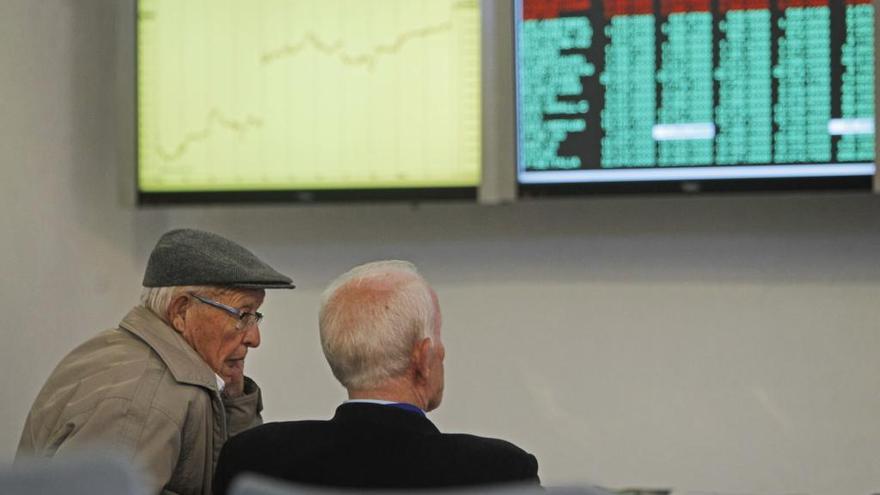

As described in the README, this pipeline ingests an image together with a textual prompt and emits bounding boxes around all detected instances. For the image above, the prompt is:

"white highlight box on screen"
[652,123,716,141]
[827,118,874,136]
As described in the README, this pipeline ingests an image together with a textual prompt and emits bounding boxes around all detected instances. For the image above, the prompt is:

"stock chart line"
[158,19,457,163]
[156,109,263,162]
[259,21,454,70]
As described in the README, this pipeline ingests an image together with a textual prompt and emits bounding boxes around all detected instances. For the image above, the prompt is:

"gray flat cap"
[143,228,295,289]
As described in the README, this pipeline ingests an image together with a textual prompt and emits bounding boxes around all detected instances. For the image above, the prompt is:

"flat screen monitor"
[137,0,481,203]
[515,0,875,195]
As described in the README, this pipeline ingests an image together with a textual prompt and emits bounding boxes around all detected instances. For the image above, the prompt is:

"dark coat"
[213,402,540,494]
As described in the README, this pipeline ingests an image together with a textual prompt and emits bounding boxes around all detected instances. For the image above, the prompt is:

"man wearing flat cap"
[16,228,294,495]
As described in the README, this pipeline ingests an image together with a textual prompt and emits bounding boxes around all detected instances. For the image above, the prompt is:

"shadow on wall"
[67,0,169,261]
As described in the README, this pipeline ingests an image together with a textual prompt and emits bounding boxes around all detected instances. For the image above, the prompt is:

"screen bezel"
[513,0,876,198]
[137,187,476,205]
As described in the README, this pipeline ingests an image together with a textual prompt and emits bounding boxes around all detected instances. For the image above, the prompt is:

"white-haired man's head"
[319,260,445,411]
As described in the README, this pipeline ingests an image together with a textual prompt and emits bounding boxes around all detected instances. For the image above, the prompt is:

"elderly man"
[213,260,539,494]
[16,228,295,495]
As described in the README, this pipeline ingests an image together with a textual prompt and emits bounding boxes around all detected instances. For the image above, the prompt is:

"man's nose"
[242,324,261,348]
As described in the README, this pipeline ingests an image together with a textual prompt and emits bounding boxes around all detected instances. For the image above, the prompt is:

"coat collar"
[119,305,219,392]
[332,402,440,435]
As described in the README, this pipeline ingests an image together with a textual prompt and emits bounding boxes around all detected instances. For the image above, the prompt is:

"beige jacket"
[16,306,263,495]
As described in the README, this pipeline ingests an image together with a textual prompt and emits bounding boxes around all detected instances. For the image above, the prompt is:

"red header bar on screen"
[604,0,653,17]
[777,0,830,8]
[660,0,711,14]
[523,0,591,20]
[718,0,769,12]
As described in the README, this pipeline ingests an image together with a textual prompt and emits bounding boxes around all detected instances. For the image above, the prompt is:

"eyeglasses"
[188,293,263,331]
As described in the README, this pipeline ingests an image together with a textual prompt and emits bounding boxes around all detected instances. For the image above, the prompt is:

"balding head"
[319,261,441,393]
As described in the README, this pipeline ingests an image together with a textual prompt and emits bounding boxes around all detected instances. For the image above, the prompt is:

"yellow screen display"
[137,0,481,193]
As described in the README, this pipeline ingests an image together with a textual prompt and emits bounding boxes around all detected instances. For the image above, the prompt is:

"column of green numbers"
[715,9,772,164]
[838,3,874,162]
[657,12,714,166]
[773,7,831,163]
[600,15,656,168]
[520,17,594,170]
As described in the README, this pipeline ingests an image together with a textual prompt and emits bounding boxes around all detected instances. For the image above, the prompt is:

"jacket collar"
[332,402,440,435]
[119,306,219,392]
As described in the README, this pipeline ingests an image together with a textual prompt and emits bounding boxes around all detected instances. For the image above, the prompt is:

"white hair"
[319,260,439,390]
[140,285,229,323]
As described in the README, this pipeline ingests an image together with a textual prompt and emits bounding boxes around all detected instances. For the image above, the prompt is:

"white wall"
[1,1,879,494]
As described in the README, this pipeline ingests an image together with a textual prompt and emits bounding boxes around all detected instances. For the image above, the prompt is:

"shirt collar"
[215,373,226,392]
[344,399,396,406]
[344,399,425,415]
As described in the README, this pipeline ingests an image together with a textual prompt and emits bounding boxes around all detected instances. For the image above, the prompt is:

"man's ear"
[166,293,190,333]
[411,337,433,383]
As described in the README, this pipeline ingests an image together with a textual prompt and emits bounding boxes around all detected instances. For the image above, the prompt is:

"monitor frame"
[133,0,480,205]
[513,0,876,198]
